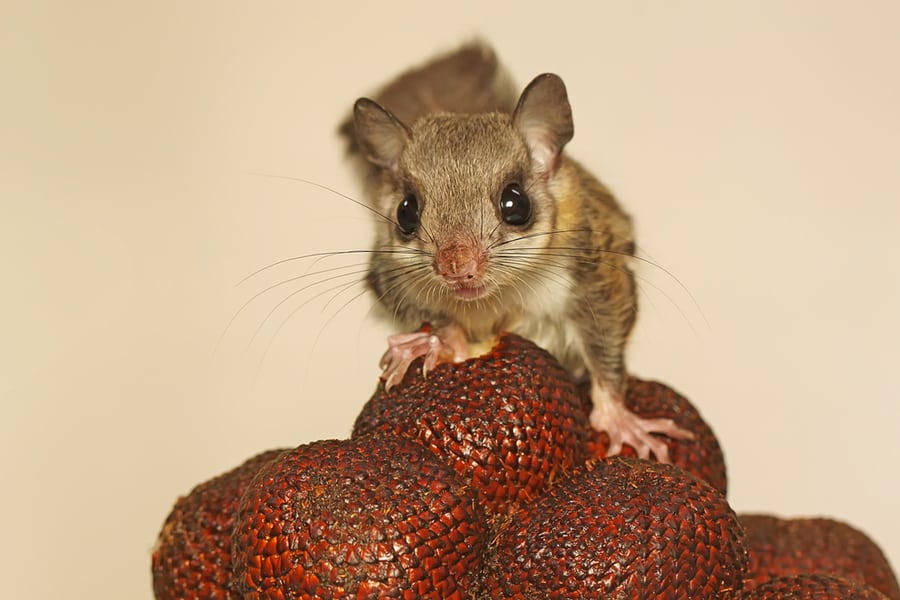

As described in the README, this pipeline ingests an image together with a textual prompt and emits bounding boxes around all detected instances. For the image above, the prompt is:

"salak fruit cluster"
[152,332,899,599]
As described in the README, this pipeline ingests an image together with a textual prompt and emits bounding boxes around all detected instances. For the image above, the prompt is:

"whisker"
[491,226,630,249]
[318,285,375,336]
[496,236,708,329]
[247,268,370,349]
[494,250,698,335]
[298,280,379,386]
[214,262,368,354]
[417,218,436,247]
[237,248,423,286]
[259,258,429,382]
[255,276,368,375]
[320,269,372,313]
[496,227,685,275]
[246,171,394,226]
[245,171,435,254]
[381,266,434,327]
[492,266,574,321]
[217,244,427,354]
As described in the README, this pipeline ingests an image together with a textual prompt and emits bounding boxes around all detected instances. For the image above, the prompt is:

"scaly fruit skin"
[354,332,590,515]
[582,376,728,495]
[742,573,890,599]
[152,449,287,600]
[740,514,900,599]
[481,457,748,599]
[231,435,488,600]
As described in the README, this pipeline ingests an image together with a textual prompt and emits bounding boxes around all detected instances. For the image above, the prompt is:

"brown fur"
[340,41,637,395]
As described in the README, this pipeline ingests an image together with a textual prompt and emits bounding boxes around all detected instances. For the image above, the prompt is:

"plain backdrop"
[2,1,899,598]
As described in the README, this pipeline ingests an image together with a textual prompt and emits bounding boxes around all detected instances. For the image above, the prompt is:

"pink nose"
[436,243,481,282]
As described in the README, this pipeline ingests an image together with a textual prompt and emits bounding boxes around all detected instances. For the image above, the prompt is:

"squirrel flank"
[339,41,692,461]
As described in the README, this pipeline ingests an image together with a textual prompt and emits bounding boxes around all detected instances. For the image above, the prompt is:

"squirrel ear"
[513,74,574,176]
[353,98,412,170]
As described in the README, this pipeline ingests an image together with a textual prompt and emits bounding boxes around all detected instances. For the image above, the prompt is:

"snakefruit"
[230,435,488,599]
[481,456,748,599]
[152,449,286,600]
[583,375,728,494]
[741,514,900,599]
[354,332,590,514]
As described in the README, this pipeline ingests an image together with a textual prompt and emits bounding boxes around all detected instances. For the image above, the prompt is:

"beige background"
[3,1,899,597]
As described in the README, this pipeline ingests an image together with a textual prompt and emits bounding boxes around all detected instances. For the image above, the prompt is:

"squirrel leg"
[589,379,694,463]
[379,323,468,390]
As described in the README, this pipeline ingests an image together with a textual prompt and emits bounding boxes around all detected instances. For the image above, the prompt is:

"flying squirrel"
[338,41,692,461]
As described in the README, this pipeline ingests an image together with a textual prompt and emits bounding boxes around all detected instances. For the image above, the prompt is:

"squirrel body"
[340,42,690,460]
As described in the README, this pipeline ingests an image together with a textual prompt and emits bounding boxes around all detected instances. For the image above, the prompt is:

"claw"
[590,380,694,462]
[379,324,469,390]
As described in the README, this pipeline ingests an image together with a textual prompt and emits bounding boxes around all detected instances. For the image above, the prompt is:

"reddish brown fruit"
[482,457,748,599]
[582,376,728,494]
[741,514,900,599]
[231,435,488,600]
[742,573,890,599]
[152,448,286,600]
[353,332,590,514]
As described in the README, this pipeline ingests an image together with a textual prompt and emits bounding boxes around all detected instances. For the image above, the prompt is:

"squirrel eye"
[499,183,532,226]
[396,192,420,235]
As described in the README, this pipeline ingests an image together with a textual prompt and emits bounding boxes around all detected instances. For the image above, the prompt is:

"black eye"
[499,183,532,226]
[396,192,420,235]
